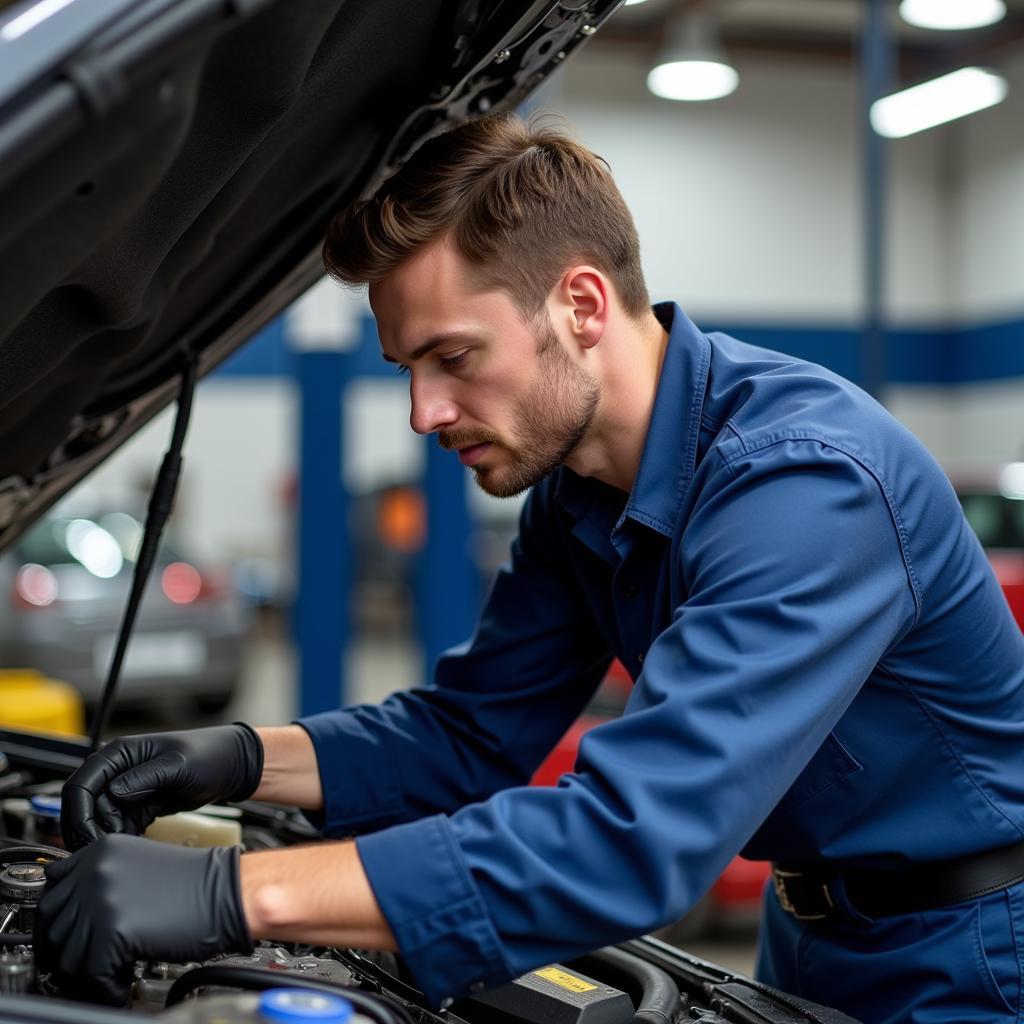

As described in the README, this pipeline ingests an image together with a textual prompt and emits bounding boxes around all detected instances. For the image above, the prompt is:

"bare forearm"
[240,841,396,950]
[243,730,395,948]
[252,725,324,810]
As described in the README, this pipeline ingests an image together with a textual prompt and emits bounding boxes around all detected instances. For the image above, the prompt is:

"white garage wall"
[940,49,1024,464]
[547,46,952,324]
[885,387,957,464]
[891,380,1024,467]
[946,382,1024,462]
[952,50,1024,323]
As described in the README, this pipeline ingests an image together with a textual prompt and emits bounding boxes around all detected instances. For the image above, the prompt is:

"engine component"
[164,965,418,1024]
[0,844,66,939]
[136,945,356,1007]
[0,862,45,933]
[216,945,358,987]
[133,960,204,1009]
[457,964,634,1024]
[0,950,34,995]
[569,946,685,1023]
[161,986,376,1023]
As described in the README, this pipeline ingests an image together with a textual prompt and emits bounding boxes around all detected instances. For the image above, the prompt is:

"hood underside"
[0,0,620,550]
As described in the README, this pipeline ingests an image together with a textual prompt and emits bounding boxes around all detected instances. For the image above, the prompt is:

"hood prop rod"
[87,354,200,752]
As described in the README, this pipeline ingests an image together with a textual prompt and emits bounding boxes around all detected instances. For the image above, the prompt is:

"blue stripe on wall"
[216,317,292,377]
[707,324,956,386]
[213,312,1024,387]
[949,318,1024,384]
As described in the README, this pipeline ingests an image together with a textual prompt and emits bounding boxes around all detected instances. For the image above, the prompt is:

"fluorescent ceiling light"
[1,0,77,41]
[1000,463,1024,500]
[899,0,1005,31]
[647,15,738,102]
[870,67,1007,138]
[66,519,123,579]
[648,61,739,101]
[623,0,652,5]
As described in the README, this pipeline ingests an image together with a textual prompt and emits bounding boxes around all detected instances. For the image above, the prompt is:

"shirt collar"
[622,302,711,538]
[555,302,711,544]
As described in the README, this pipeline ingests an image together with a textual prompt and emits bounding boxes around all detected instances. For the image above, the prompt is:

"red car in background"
[952,462,1024,630]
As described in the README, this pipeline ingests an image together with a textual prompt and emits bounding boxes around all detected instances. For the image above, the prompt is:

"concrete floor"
[110,622,759,978]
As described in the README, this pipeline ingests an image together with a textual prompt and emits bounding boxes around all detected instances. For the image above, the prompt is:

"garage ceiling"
[601,0,1024,81]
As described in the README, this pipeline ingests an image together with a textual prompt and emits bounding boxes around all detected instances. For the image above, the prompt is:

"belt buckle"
[772,868,834,921]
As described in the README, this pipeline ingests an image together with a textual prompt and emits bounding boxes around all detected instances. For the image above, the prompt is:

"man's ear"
[558,267,608,350]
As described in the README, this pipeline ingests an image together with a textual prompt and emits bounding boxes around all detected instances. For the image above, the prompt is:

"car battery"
[457,964,633,1024]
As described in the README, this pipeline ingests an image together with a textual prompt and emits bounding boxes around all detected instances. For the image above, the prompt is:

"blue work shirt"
[298,302,1024,1009]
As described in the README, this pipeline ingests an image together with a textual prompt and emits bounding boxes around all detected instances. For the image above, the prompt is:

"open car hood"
[0,0,621,552]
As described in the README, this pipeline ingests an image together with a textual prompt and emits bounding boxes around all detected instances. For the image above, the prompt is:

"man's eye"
[440,351,468,370]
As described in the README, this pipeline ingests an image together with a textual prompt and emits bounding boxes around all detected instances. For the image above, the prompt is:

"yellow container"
[0,670,85,737]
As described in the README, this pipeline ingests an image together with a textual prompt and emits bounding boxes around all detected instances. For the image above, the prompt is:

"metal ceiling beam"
[860,0,893,403]
[593,6,1024,75]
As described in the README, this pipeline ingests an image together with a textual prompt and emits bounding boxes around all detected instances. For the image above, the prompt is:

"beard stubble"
[453,315,601,498]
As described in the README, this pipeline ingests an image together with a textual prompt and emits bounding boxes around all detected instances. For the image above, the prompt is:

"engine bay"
[0,730,856,1024]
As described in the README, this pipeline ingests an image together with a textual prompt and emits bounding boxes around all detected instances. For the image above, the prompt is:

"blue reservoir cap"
[29,795,61,818]
[258,988,354,1023]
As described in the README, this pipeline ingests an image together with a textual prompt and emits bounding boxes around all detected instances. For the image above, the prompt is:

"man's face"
[370,237,599,498]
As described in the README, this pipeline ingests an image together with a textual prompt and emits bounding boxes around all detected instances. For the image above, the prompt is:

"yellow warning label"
[534,967,598,993]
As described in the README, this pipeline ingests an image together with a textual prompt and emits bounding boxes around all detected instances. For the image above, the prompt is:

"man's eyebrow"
[381,332,471,364]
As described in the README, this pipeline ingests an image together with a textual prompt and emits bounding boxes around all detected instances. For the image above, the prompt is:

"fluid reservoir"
[159,987,375,1023]
[144,809,243,848]
[24,795,63,848]
[258,989,364,1022]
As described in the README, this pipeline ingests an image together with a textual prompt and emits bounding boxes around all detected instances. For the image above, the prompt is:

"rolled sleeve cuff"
[295,713,405,835]
[356,814,512,1008]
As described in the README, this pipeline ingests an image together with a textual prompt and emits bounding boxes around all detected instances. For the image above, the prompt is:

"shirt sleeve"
[355,439,918,1006]
[295,476,612,835]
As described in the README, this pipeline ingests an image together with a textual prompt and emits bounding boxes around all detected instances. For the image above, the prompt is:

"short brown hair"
[323,113,649,320]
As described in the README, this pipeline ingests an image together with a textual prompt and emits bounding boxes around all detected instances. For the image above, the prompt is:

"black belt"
[772,838,1024,922]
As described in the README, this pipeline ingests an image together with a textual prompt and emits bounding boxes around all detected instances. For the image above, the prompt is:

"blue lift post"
[861,0,895,401]
[294,308,479,715]
[417,439,479,679]
[294,349,351,719]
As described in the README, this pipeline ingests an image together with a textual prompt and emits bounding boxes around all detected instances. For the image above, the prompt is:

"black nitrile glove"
[34,833,253,1006]
[61,724,264,851]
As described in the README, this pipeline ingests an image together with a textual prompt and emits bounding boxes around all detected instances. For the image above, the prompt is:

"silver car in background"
[0,506,250,712]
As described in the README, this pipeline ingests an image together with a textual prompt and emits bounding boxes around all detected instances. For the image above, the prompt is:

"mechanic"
[37,114,1024,1024]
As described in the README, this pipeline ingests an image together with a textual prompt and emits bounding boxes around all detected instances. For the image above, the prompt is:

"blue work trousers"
[756,879,1024,1022]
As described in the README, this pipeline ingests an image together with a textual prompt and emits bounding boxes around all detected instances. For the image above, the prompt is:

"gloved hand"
[33,833,253,1006]
[61,724,264,851]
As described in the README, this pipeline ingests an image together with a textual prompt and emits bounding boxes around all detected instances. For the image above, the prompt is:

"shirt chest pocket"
[743,732,865,859]
[779,732,863,809]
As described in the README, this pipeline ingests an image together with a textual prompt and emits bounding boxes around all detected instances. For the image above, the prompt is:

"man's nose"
[409,376,458,435]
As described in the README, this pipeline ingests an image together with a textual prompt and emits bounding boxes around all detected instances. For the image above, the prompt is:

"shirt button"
[637,652,645,665]
[623,583,639,598]
[470,982,485,993]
